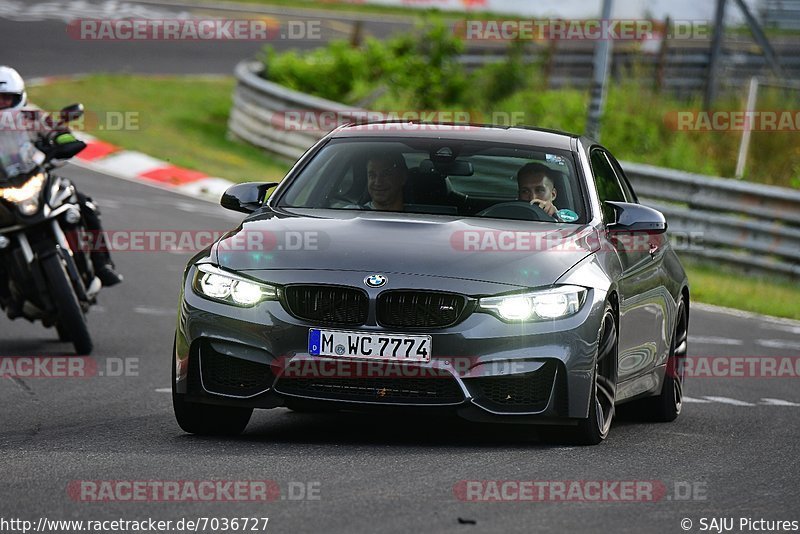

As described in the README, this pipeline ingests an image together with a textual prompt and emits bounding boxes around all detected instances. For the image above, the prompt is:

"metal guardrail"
[229,61,364,161]
[229,60,800,278]
[623,162,800,277]
[443,36,800,97]
[763,0,800,31]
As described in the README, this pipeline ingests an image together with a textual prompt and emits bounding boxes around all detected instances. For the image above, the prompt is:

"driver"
[516,162,558,217]
[365,152,407,211]
[0,66,122,289]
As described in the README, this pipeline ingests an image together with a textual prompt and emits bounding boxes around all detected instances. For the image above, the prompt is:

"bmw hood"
[212,209,599,289]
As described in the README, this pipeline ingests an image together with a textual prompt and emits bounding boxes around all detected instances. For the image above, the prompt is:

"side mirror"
[605,201,667,234]
[220,182,279,213]
[59,103,84,124]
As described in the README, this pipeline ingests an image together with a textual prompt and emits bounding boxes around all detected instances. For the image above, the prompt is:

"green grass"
[684,261,800,320]
[28,75,290,183]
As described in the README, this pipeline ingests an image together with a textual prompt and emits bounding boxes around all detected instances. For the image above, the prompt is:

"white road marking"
[133,306,175,316]
[155,388,171,393]
[682,396,712,403]
[693,302,800,326]
[760,398,800,406]
[174,200,205,213]
[685,396,799,407]
[689,336,743,346]
[702,396,756,406]
[756,339,800,351]
[91,198,122,210]
[759,323,800,336]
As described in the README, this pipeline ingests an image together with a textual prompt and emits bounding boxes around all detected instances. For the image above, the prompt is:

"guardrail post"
[735,76,759,179]
[705,0,727,110]
[585,0,614,140]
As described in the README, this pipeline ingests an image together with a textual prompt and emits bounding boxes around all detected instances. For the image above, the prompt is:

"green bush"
[260,19,470,109]
[259,22,800,188]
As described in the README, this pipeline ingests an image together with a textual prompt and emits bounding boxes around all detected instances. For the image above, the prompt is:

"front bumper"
[174,267,608,423]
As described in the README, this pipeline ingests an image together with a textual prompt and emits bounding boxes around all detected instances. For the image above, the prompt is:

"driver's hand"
[530,199,557,216]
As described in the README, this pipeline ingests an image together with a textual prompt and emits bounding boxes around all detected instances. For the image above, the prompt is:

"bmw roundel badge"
[364,274,387,288]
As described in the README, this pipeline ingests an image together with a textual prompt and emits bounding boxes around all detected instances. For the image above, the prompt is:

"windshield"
[0,119,41,183]
[277,137,586,224]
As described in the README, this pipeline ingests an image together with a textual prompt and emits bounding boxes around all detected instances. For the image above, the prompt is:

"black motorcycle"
[0,104,99,354]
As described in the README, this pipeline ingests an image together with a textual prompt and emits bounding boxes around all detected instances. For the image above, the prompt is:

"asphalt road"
[0,0,413,78]
[0,165,799,534]
[2,1,800,532]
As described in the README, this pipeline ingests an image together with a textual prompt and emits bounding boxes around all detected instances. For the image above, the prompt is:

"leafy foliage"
[260,23,800,187]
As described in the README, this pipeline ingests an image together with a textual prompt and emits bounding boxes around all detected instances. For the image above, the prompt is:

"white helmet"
[0,66,26,110]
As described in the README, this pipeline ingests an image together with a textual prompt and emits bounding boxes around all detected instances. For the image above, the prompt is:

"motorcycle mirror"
[59,103,84,124]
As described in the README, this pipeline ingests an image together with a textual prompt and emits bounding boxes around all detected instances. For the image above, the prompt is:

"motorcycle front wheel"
[41,253,93,355]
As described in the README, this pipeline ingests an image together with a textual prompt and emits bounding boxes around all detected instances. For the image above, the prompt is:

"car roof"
[329,121,579,151]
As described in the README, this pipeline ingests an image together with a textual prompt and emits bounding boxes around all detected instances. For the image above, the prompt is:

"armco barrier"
[228,60,800,278]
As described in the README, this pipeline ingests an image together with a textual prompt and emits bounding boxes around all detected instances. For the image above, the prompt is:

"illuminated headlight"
[479,285,587,322]
[18,197,40,215]
[192,264,277,307]
[0,173,45,203]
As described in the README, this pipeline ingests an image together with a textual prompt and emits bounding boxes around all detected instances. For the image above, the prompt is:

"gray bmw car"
[172,122,689,445]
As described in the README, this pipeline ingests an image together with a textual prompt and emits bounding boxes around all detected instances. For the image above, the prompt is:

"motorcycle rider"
[0,66,122,310]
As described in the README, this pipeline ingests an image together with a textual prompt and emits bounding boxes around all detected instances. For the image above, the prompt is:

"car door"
[590,147,669,392]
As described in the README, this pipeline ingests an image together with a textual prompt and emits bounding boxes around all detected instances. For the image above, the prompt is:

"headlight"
[192,264,277,307]
[18,197,40,215]
[0,173,45,203]
[479,285,587,322]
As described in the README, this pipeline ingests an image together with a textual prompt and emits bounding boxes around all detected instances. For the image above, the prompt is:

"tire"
[41,253,92,355]
[173,395,253,436]
[171,337,253,435]
[542,305,617,446]
[55,322,71,342]
[642,296,688,422]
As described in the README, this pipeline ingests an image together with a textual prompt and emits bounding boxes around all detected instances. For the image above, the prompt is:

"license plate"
[308,329,431,362]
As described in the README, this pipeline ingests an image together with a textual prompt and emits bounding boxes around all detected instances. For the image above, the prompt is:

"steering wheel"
[325,192,360,208]
[476,201,556,222]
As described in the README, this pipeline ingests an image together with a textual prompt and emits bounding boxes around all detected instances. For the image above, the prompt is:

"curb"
[72,132,236,202]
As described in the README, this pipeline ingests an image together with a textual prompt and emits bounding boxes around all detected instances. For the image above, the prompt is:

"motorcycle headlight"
[0,173,45,204]
[479,285,587,322]
[192,264,277,307]
[18,197,40,215]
